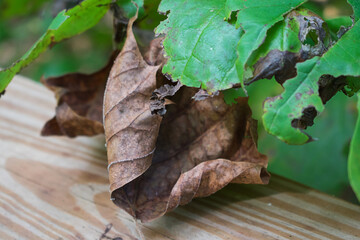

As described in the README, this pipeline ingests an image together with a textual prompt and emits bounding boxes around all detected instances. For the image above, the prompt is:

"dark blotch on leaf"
[318,75,347,104]
[249,50,300,85]
[247,10,331,87]
[291,106,317,130]
[0,90,5,98]
[297,13,330,59]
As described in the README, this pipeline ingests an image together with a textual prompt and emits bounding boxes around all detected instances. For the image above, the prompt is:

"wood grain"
[0,76,360,240]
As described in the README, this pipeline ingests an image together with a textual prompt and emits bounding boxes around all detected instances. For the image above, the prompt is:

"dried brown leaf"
[41,51,118,137]
[103,15,162,193]
[109,82,269,221]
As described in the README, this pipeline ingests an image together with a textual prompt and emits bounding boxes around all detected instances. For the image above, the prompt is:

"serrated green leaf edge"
[228,0,307,93]
[263,20,360,144]
[349,93,360,202]
[224,7,310,104]
[156,0,307,93]
[0,0,114,92]
[246,9,306,73]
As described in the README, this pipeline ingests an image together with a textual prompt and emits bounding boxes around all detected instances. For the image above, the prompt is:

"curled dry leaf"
[150,81,182,116]
[110,85,269,222]
[103,14,269,222]
[103,15,163,194]
[41,51,118,137]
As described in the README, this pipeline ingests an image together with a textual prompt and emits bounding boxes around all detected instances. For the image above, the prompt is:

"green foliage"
[263,20,360,144]
[156,0,305,92]
[349,93,360,201]
[155,0,243,91]
[228,0,305,92]
[0,0,115,92]
[246,13,302,67]
[261,93,356,197]
[157,0,360,145]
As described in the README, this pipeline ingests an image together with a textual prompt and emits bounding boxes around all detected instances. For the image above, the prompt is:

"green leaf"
[155,0,243,91]
[261,93,357,197]
[348,0,360,21]
[224,8,330,103]
[246,12,302,68]
[227,0,306,91]
[263,20,360,144]
[0,0,113,92]
[349,93,360,201]
[156,0,306,93]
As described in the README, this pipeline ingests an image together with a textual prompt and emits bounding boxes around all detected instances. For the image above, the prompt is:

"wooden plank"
[0,75,360,240]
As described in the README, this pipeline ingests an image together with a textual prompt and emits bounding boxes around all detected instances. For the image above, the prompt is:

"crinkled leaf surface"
[156,0,306,92]
[111,85,269,222]
[263,19,360,144]
[0,0,113,92]
[349,93,360,201]
[41,52,118,137]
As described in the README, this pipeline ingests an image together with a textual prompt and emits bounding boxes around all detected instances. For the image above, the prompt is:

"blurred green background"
[0,0,358,202]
